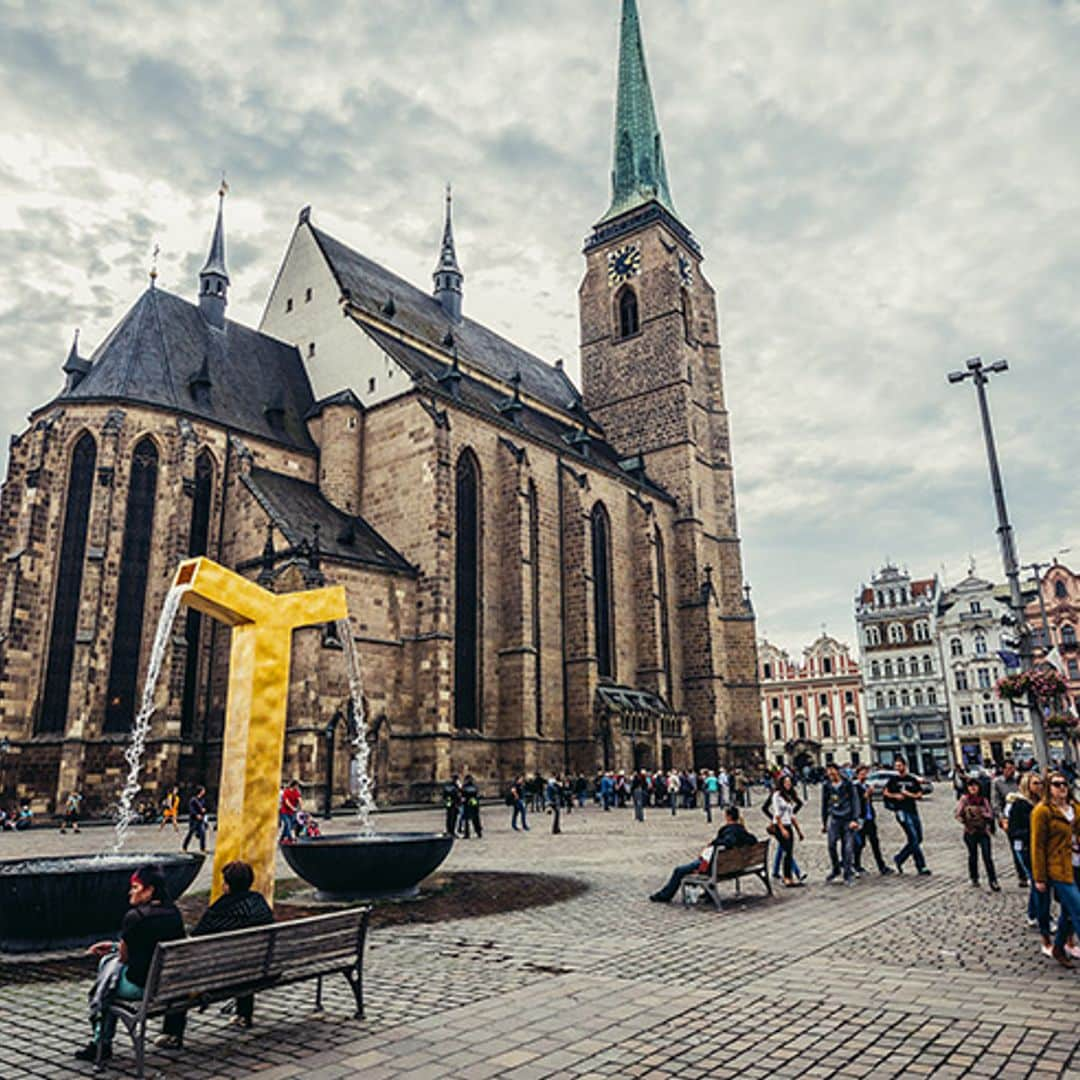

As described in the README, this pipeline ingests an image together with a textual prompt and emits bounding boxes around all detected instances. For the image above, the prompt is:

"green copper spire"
[600,0,677,224]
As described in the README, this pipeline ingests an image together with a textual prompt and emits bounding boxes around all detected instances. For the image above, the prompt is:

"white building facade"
[855,565,953,774]
[759,634,871,769]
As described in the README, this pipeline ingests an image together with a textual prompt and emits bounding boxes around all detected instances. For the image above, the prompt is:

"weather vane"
[219,171,229,198]
[149,242,160,286]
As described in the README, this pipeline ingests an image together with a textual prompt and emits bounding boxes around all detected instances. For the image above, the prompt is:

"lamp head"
[947,370,968,384]
[966,356,982,370]
[988,359,1009,374]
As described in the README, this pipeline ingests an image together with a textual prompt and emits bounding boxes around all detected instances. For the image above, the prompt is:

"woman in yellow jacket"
[1031,771,1080,969]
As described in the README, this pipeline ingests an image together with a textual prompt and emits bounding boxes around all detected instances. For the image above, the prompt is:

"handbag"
[765,822,780,837]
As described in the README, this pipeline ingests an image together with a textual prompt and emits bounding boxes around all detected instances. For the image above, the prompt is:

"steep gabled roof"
[243,467,414,574]
[57,287,314,450]
[308,224,584,421]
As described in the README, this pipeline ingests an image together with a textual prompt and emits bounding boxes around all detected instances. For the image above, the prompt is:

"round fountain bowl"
[280,832,453,900]
[0,852,205,953]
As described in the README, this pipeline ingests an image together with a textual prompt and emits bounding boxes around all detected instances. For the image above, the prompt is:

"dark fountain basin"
[0,852,205,953]
[280,832,453,900]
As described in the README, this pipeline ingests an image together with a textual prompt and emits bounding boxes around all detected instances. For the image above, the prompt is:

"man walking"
[510,776,529,831]
[183,785,208,854]
[278,779,301,843]
[631,770,647,823]
[821,762,863,884]
[703,770,719,823]
[884,757,931,875]
[991,761,1026,886]
[853,765,893,876]
[441,775,462,836]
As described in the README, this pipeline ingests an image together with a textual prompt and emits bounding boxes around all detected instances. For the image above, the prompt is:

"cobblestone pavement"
[4,792,1079,1079]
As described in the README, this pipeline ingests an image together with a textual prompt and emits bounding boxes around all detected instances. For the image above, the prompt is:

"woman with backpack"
[768,774,805,888]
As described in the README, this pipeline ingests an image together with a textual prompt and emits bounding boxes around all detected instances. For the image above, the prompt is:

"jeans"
[183,818,207,852]
[670,794,677,816]
[855,819,888,873]
[775,828,795,879]
[577,791,586,808]
[827,817,858,881]
[279,812,297,842]
[654,860,700,902]
[1007,840,1028,883]
[633,790,645,822]
[894,810,926,871]
[511,800,528,830]
[704,790,713,823]
[1020,849,1049,932]
[772,842,802,880]
[963,831,997,885]
[1052,879,1080,950]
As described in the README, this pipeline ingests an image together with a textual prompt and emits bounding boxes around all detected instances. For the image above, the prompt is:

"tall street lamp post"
[948,357,1050,769]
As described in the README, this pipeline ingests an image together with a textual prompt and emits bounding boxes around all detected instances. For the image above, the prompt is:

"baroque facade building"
[758,634,870,769]
[0,0,762,812]
[855,564,953,774]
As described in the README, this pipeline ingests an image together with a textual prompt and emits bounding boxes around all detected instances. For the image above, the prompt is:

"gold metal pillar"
[173,556,347,904]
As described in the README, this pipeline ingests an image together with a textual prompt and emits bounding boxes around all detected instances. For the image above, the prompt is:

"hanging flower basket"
[995,668,1070,707]
[1045,714,1079,733]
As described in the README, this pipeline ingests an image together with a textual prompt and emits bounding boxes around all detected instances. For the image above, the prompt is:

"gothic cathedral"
[0,0,762,811]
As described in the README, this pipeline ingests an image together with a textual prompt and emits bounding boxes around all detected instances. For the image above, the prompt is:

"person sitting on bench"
[649,807,757,903]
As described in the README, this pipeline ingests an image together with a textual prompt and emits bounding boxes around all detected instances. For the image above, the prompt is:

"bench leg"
[706,885,723,911]
[313,974,325,1012]
[345,965,365,1020]
[761,869,773,896]
[134,1016,146,1080]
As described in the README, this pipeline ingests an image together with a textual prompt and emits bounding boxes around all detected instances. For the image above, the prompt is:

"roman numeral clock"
[607,243,642,286]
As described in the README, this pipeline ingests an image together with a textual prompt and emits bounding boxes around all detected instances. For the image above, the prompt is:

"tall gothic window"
[38,432,97,733]
[104,438,159,733]
[680,288,694,344]
[655,526,672,703]
[617,286,639,338]
[591,502,615,679]
[453,450,481,730]
[528,479,542,734]
[180,451,214,740]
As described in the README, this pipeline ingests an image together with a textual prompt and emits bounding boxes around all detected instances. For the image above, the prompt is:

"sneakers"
[989,881,1001,893]
[228,1015,253,1029]
[1066,944,1080,960]
[1027,917,1039,928]
[880,867,895,876]
[1017,879,1029,888]
[1052,945,1075,969]
[153,1034,183,1049]
[917,868,932,876]
[1041,942,1055,958]
[893,857,904,874]
[74,1042,110,1063]
[825,873,841,885]
[649,892,668,903]
[969,880,981,888]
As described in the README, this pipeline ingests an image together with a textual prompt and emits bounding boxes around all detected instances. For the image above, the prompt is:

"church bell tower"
[579,0,761,769]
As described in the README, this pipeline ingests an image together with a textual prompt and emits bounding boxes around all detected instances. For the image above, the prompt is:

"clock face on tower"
[607,244,642,286]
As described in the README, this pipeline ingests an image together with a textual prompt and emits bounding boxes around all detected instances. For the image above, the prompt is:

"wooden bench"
[99,906,370,1077]
[680,840,772,910]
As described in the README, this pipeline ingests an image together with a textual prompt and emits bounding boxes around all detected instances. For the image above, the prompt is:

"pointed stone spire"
[600,0,677,224]
[62,328,90,392]
[198,180,230,329]
[433,183,463,322]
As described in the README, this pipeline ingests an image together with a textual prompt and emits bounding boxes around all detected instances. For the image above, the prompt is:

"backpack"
[504,788,515,806]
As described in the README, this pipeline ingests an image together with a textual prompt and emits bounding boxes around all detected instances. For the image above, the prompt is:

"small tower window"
[286,297,293,312]
[308,342,316,358]
[305,287,313,303]
[617,286,639,339]
[368,377,376,394]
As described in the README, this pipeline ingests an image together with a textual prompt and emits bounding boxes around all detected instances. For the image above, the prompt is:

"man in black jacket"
[821,763,863,885]
[649,807,757,903]
[853,765,893,876]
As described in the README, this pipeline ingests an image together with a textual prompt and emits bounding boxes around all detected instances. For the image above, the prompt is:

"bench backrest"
[146,908,369,1007]
[711,840,768,876]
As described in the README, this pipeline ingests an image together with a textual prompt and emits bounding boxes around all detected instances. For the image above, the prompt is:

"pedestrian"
[883,757,930,875]
[956,776,1000,891]
[1009,772,1051,954]
[14,800,33,830]
[278,779,301,844]
[160,787,181,833]
[992,761,1026,886]
[600,771,614,811]
[1031,770,1080,968]
[734,769,747,808]
[182,786,208,853]
[631,769,647,823]
[649,806,758,903]
[667,770,680,816]
[510,776,529,831]
[718,766,731,808]
[574,774,587,808]
[768,774,805,888]
[821,762,863,885]
[61,790,82,835]
[461,775,482,839]
[853,765,894,876]
[441,775,462,836]
[703,769,718,823]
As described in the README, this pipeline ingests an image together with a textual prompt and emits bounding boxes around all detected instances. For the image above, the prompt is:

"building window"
[105,438,160,732]
[884,660,893,678]
[617,286,639,338]
[368,377,376,393]
[308,342,315,358]
[680,288,694,343]
[913,688,923,705]
[795,695,803,708]
[960,705,974,727]
[763,662,772,679]
[823,657,833,674]
[1013,707,1027,724]
[897,658,906,677]
[983,703,998,725]
[797,720,807,740]
[180,450,214,741]
[772,722,782,741]
[974,633,987,656]
[528,480,542,733]
[900,689,910,707]
[819,693,828,706]
[889,623,905,644]
[771,696,780,710]
[922,655,933,674]
[970,601,982,613]
[1055,580,1068,599]
[285,297,293,312]
[955,669,968,691]
[591,502,615,679]
[927,686,937,704]
[977,667,991,690]
[851,750,860,766]
[38,432,97,734]
[913,621,930,642]
[454,450,482,730]
[654,526,672,705]
[887,691,897,708]
[304,287,312,302]
[950,637,962,657]
[845,690,854,705]
[848,717,858,737]
[1063,625,1077,646]
[871,661,880,679]
[1068,659,1080,680]
[822,718,832,738]
[866,625,881,646]
[875,692,884,709]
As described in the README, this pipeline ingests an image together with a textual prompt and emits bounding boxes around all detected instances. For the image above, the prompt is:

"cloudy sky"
[2,0,1079,656]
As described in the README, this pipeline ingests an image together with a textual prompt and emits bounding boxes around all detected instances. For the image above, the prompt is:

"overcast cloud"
[1,0,1078,656]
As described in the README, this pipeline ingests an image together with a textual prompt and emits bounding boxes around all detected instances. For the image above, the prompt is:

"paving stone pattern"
[4,793,1079,1078]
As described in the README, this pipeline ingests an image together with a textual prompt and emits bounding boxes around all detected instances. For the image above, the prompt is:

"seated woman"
[649,806,757,902]
[75,864,186,1063]
[156,859,275,1047]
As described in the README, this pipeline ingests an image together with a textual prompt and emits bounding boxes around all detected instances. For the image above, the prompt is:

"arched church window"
[38,432,97,734]
[1055,580,1068,599]
[617,286,639,339]
[655,526,673,703]
[180,450,214,741]
[104,437,160,733]
[527,479,542,734]
[453,450,481,730]
[591,502,615,678]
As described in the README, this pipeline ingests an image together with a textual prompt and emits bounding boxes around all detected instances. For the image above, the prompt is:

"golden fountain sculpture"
[173,556,347,904]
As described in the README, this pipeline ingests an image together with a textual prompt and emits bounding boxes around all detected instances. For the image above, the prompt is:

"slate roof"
[243,467,414,574]
[309,225,584,421]
[58,287,315,450]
